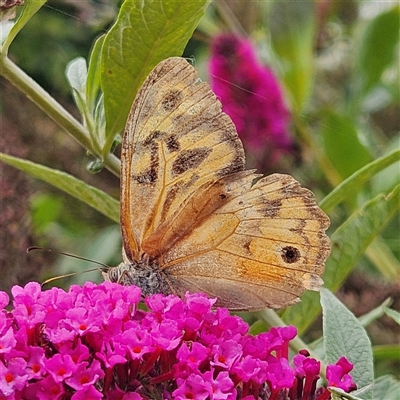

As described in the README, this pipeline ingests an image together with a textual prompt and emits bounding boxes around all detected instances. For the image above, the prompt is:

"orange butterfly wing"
[156,172,330,310]
[110,57,330,311]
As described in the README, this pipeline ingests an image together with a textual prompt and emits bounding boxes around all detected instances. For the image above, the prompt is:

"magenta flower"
[65,359,104,391]
[326,356,358,392]
[209,34,293,171]
[0,357,28,396]
[176,342,209,368]
[0,282,356,399]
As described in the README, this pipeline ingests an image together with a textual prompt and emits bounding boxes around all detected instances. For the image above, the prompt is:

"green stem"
[0,56,120,176]
[294,114,342,188]
[214,0,248,37]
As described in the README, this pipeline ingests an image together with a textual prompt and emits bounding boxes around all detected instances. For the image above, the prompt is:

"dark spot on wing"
[186,173,200,187]
[216,151,245,177]
[160,181,184,221]
[132,169,157,184]
[215,128,245,177]
[243,239,252,255]
[262,199,282,218]
[143,130,164,146]
[289,220,306,236]
[281,246,301,264]
[162,89,183,112]
[132,142,159,184]
[165,134,180,152]
[172,148,212,176]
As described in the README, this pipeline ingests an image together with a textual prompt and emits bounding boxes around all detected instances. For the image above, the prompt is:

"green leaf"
[320,148,400,212]
[101,0,209,153]
[321,289,374,399]
[1,0,46,54]
[371,375,400,400]
[323,183,400,288]
[66,57,87,94]
[93,94,106,145]
[268,1,315,111]
[283,184,400,333]
[86,35,105,115]
[66,56,106,151]
[0,21,13,45]
[0,152,119,223]
[355,6,400,98]
[66,57,89,122]
[320,110,373,179]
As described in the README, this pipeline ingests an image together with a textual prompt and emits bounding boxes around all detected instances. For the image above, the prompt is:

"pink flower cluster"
[0,282,356,399]
[209,34,293,171]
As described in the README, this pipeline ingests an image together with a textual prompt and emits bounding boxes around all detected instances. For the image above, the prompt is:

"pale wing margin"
[161,173,330,310]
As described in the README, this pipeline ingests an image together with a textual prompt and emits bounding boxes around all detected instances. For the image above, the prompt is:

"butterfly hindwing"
[159,173,330,311]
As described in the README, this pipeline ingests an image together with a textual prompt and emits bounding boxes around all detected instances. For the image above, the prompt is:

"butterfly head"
[103,257,170,297]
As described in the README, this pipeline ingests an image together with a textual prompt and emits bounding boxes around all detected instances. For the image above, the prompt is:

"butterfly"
[104,57,331,311]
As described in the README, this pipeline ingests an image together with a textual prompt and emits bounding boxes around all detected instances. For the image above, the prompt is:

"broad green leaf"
[371,375,400,400]
[320,110,373,179]
[86,35,105,115]
[355,6,400,98]
[268,1,315,111]
[1,0,46,54]
[0,152,119,223]
[321,289,374,399]
[320,148,400,212]
[283,184,400,333]
[101,0,209,154]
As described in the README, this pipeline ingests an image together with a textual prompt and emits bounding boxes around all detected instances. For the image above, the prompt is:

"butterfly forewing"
[121,58,245,260]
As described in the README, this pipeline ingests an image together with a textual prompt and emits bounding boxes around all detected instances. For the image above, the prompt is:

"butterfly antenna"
[27,247,112,287]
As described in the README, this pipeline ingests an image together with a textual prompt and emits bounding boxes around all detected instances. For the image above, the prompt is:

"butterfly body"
[104,57,331,311]
[108,256,168,297]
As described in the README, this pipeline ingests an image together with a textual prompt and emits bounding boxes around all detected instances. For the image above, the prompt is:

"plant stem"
[294,114,342,188]
[0,56,120,176]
